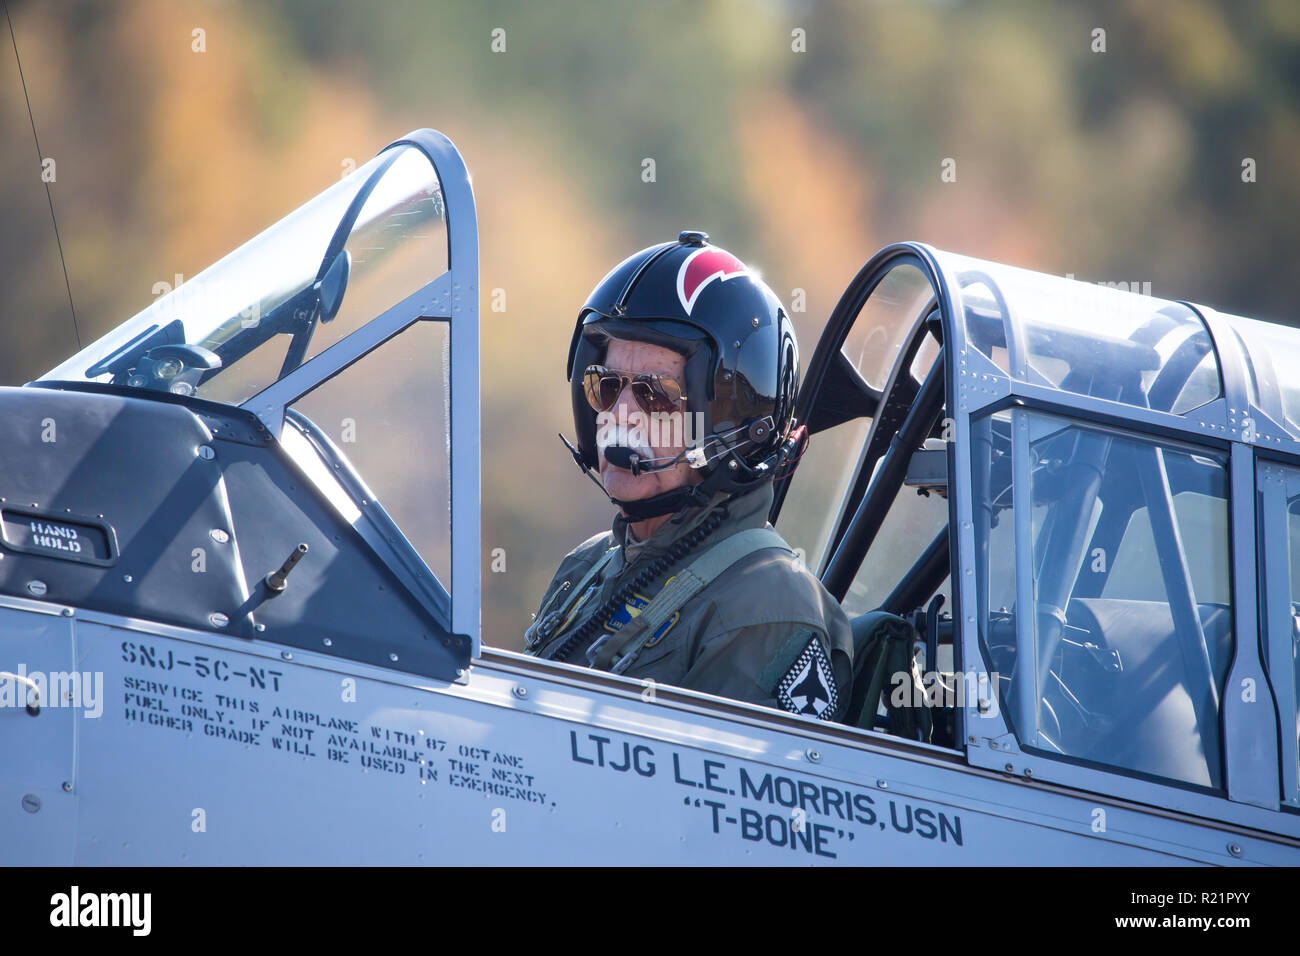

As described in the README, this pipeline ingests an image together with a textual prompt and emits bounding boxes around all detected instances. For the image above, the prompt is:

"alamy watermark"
[152,273,262,329]
[595,408,708,457]
[889,668,1000,717]
[0,664,103,718]
[50,886,150,935]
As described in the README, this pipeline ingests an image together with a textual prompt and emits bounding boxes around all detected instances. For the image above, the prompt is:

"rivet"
[281,650,293,660]
[255,623,266,632]
[210,528,230,544]
[512,684,528,699]
[61,781,72,792]
[876,779,888,789]
[1227,843,1242,857]
[389,653,399,662]
[805,749,821,762]
[1005,763,1014,772]
[123,574,133,583]
[322,637,332,646]
[751,317,759,327]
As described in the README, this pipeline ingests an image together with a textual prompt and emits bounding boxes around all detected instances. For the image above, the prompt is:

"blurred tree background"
[3,0,1298,648]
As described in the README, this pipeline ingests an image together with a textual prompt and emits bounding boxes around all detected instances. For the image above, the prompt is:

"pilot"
[525,231,853,721]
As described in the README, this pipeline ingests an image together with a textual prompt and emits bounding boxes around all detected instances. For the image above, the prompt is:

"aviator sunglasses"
[583,365,687,415]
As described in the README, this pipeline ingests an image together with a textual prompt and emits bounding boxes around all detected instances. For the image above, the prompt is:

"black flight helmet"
[565,231,802,519]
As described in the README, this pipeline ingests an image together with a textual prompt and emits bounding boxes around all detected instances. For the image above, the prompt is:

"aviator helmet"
[564,231,805,520]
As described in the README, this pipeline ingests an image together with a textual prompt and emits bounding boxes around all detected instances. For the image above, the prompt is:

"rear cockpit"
[774,243,1299,827]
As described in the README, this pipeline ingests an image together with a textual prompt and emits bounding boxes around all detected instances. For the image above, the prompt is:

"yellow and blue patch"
[603,590,679,647]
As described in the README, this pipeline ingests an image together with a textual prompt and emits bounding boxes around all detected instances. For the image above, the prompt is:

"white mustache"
[596,423,655,462]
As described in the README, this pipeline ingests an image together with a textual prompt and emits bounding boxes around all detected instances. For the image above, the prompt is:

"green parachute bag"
[847,610,933,743]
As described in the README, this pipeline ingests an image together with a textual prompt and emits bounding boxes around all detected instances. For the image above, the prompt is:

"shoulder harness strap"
[601,525,792,673]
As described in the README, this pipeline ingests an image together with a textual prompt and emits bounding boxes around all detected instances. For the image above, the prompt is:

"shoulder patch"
[775,635,840,721]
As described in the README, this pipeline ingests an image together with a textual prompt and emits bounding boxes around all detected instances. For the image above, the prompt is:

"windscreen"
[39,144,447,405]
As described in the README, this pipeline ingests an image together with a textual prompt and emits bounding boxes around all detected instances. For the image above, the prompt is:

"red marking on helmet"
[677,247,747,314]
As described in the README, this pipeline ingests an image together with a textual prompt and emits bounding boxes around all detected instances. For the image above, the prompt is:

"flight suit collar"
[612,483,775,565]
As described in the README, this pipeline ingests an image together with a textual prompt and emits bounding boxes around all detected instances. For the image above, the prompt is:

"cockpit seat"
[1050,597,1232,789]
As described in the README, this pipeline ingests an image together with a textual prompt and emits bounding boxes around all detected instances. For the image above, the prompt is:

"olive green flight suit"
[525,484,854,722]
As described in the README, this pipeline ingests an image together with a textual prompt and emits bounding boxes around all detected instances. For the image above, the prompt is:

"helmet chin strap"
[609,479,716,522]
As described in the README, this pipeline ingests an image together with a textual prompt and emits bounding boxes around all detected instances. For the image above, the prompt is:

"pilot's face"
[597,337,701,507]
